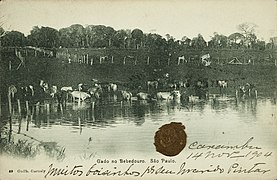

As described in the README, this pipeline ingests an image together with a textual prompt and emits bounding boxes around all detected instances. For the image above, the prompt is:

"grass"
[1,56,276,102]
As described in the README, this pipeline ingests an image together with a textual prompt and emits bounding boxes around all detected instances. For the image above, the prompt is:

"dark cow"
[218,80,228,94]
[168,90,181,101]
[237,83,257,98]
[118,90,132,101]
[147,81,158,91]
[195,79,209,100]
[88,86,103,100]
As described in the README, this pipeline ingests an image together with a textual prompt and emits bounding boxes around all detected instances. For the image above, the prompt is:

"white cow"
[61,87,73,91]
[71,91,91,101]
[178,56,187,63]
[201,54,211,66]
[218,80,228,88]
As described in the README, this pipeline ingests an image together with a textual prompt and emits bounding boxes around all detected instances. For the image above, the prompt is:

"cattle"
[180,91,190,104]
[147,81,158,91]
[78,83,84,91]
[178,55,187,63]
[237,83,257,98]
[200,54,211,66]
[50,86,58,98]
[217,80,228,95]
[218,80,228,88]
[88,86,102,100]
[8,85,17,103]
[156,92,169,100]
[61,87,73,91]
[118,90,132,101]
[194,80,209,99]
[71,91,91,101]
[110,83,117,92]
[167,83,177,90]
[137,92,150,100]
[168,90,181,101]
[23,85,35,102]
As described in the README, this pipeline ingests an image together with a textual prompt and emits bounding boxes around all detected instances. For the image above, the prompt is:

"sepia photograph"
[0,0,276,179]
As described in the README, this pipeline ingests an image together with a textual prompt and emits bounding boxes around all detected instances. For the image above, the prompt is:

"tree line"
[0,22,276,52]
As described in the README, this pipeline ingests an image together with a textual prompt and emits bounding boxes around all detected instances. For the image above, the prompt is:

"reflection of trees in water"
[2,95,266,131]
[0,116,65,160]
[235,96,257,117]
[131,101,148,125]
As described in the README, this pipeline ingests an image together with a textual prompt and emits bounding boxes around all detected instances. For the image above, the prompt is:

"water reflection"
[1,95,272,128]
[7,95,267,129]
[0,93,276,159]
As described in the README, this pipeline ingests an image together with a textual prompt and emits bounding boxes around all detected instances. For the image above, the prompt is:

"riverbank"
[1,56,276,102]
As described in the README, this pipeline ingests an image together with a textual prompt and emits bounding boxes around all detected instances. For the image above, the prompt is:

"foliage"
[0,23,275,51]
[1,30,26,47]
[27,26,59,48]
[191,34,207,49]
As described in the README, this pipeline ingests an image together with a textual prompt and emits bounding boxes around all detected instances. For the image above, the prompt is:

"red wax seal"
[154,122,187,156]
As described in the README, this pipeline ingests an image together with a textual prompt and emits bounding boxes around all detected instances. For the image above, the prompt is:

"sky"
[0,0,276,42]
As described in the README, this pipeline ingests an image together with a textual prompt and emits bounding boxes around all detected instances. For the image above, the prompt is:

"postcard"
[0,0,276,179]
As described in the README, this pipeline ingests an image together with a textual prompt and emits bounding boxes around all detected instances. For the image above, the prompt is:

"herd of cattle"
[7,77,258,108]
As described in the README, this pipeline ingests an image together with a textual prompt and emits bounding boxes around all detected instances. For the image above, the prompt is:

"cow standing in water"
[195,79,209,100]
[147,80,158,92]
[236,83,257,99]
[118,90,132,101]
[88,85,103,102]
[71,91,91,102]
[218,80,228,95]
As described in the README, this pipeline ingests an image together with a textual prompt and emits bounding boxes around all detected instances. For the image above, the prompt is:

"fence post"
[0,95,1,117]
[147,57,150,65]
[9,61,12,70]
[8,92,12,115]
[46,103,50,115]
[26,101,29,114]
[167,58,170,66]
[87,54,89,64]
[17,99,21,115]
[111,56,114,64]
[91,58,93,65]
[123,57,126,65]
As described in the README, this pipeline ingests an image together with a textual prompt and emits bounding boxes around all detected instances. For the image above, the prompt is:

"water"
[1,94,276,160]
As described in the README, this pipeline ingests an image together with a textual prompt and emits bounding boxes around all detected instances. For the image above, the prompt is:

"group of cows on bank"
[7,77,258,107]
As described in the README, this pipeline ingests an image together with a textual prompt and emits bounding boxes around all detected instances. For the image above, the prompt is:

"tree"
[1,30,26,47]
[83,25,115,48]
[208,32,227,49]
[228,32,244,49]
[145,33,167,51]
[191,34,207,49]
[131,28,143,49]
[28,26,59,48]
[237,22,258,48]
[180,36,191,48]
[113,29,128,48]
[59,24,85,48]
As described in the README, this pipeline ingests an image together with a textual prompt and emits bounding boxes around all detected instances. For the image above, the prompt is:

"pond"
[1,93,276,161]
